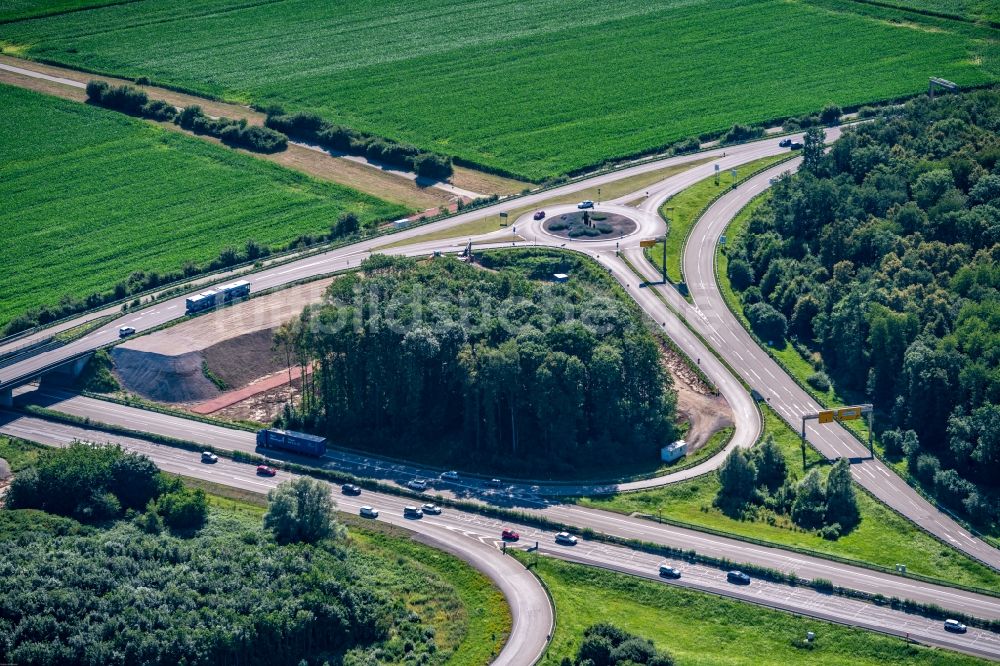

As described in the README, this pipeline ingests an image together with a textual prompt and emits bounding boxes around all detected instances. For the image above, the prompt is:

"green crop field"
[848,0,1000,23]
[518,555,988,666]
[0,84,405,330]
[0,0,126,23]
[1,0,995,180]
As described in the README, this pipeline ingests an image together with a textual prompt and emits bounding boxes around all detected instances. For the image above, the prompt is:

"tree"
[264,478,341,544]
[158,487,208,529]
[819,103,842,125]
[824,458,859,530]
[802,127,826,174]
[746,302,787,343]
[728,259,754,291]
[577,635,613,666]
[791,469,826,529]
[110,451,161,511]
[751,435,787,492]
[716,448,756,513]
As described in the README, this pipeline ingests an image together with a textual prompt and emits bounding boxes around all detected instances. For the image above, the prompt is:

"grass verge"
[648,153,791,284]
[579,407,1000,592]
[517,553,989,666]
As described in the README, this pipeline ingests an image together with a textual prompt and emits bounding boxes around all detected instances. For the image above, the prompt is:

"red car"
[533,210,546,220]
[256,464,277,477]
[501,529,520,541]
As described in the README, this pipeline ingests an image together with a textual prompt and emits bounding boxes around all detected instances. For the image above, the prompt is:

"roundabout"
[516,202,659,248]
[542,209,637,240]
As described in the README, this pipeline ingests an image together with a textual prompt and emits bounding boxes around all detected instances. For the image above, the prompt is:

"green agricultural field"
[521,555,988,665]
[580,407,1000,592]
[844,0,1000,23]
[1,0,995,180]
[0,84,405,331]
[0,0,125,23]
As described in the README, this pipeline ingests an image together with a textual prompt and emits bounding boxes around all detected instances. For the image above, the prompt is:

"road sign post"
[801,404,875,469]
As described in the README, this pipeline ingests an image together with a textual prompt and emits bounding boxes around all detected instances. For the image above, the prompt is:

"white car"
[555,532,578,546]
[118,326,136,338]
[359,506,379,519]
[440,470,460,481]
[200,451,218,464]
[944,619,967,633]
[422,503,442,515]
[577,200,595,209]
[406,478,428,491]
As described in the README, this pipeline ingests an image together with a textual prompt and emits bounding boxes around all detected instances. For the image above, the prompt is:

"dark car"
[727,570,751,585]
[533,210,546,220]
[778,138,792,147]
[341,483,362,496]
[486,478,504,488]
[789,141,803,150]
[403,505,423,519]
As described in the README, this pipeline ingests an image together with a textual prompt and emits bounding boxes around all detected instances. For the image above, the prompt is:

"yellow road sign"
[639,239,657,248]
[837,406,863,421]
[818,410,834,424]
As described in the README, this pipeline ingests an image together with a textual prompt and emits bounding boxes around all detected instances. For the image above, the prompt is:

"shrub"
[672,137,701,154]
[820,103,843,125]
[264,477,341,544]
[914,453,940,484]
[157,487,208,529]
[722,123,764,144]
[806,371,831,392]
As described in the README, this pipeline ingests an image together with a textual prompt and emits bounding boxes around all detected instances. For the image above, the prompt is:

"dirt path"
[191,366,305,415]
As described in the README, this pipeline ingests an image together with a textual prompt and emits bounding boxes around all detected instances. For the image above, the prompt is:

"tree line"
[86,81,287,153]
[265,110,453,179]
[724,89,1000,528]
[275,250,677,475]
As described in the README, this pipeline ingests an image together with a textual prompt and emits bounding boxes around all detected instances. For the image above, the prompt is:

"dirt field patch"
[202,328,287,390]
[661,344,733,451]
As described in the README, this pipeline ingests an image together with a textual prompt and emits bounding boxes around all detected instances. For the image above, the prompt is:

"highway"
[2,411,998,661]
[7,387,1000,619]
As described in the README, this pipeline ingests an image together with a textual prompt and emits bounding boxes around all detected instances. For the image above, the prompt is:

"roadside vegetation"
[0,84,405,334]
[580,407,1000,591]
[647,153,791,284]
[722,91,1000,537]
[521,554,988,666]
[0,443,508,665]
[1,0,994,180]
[275,250,677,477]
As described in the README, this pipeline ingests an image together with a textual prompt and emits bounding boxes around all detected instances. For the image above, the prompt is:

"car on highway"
[577,200,594,209]
[341,483,362,496]
[118,326,136,338]
[944,619,967,633]
[555,532,578,546]
[440,470,460,481]
[533,210,546,220]
[200,451,218,464]
[789,141,803,150]
[727,570,751,585]
[403,505,423,518]
[486,478,504,488]
[406,478,428,491]
[658,564,681,579]
[256,464,276,477]
[501,529,520,541]
[359,505,379,519]
[422,503,442,515]
[778,138,792,147]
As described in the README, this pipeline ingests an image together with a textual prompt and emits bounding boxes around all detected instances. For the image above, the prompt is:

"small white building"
[393,218,410,229]
[553,273,569,283]
[661,439,687,463]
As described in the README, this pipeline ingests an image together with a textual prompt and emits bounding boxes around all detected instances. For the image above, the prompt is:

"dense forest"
[0,447,444,666]
[276,251,677,474]
[725,90,1000,528]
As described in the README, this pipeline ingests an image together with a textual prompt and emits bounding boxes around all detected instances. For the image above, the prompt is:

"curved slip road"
[2,411,998,661]
[678,158,1000,572]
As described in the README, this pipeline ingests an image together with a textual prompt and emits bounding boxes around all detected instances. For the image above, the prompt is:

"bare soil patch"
[202,328,287,389]
[213,375,303,424]
[661,345,733,451]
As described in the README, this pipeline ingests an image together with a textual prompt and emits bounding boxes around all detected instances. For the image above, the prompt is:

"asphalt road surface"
[2,412,998,661]
[6,392,1000,623]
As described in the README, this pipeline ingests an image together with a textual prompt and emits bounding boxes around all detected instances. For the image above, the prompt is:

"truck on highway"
[256,428,327,457]
[185,280,251,315]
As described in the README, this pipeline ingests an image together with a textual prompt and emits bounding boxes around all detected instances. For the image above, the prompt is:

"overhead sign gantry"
[799,404,874,468]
